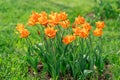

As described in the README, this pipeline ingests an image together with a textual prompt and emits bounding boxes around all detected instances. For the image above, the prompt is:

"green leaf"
[83,70,93,77]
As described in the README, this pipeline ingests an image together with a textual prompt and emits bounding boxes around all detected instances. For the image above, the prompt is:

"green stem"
[26,38,34,55]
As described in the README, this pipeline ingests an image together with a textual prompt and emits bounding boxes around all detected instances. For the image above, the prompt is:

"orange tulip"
[28,19,36,26]
[82,22,92,31]
[59,12,68,21]
[48,12,60,26]
[75,16,85,25]
[20,29,30,38]
[96,21,105,29]
[16,24,25,32]
[62,35,76,45]
[44,27,57,38]
[38,16,48,25]
[28,12,40,26]
[49,12,59,20]
[59,19,70,28]
[93,28,103,36]
[73,27,81,36]
[40,11,47,17]
[79,28,89,38]
[38,12,48,26]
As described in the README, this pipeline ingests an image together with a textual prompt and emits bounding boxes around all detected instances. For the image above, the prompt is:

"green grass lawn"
[0,0,120,80]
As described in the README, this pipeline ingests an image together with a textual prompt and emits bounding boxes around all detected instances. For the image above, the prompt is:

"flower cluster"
[16,24,30,38]
[15,11,106,80]
[27,11,69,27]
[16,11,105,44]
[93,21,105,36]
[72,16,92,38]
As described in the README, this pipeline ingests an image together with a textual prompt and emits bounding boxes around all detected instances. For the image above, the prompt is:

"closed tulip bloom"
[59,19,70,28]
[96,21,105,29]
[16,24,25,32]
[20,29,30,38]
[62,35,76,45]
[75,16,85,25]
[93,28,103,36]
[72,23,76,28]
[44,27,57,38]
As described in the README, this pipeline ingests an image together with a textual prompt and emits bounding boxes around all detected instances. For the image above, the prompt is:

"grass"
[0,0,120,80]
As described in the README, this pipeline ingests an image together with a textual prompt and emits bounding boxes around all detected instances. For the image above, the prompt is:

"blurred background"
[0,0,120,79]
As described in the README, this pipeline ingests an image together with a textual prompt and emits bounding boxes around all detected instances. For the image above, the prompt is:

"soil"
[28,62,112,80]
